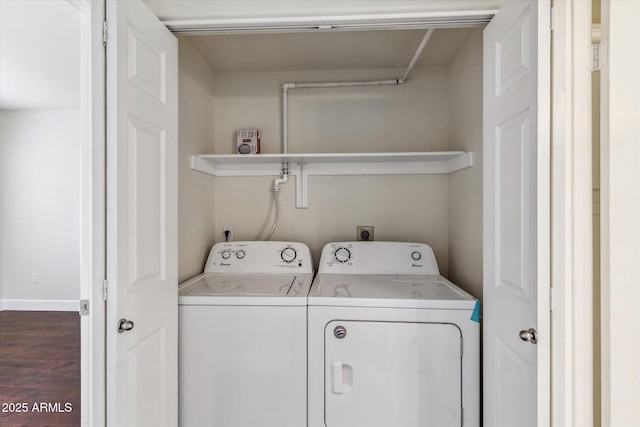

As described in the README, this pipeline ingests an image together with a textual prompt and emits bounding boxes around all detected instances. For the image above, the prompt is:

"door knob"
[519,328,538,344]
[118,318,135,333]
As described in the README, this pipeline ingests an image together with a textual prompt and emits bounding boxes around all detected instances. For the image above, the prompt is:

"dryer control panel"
[319,241,439,275]
[205,241,313,274]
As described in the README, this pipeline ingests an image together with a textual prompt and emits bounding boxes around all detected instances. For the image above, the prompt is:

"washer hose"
[264,191,279,241]
[264,171,288,241]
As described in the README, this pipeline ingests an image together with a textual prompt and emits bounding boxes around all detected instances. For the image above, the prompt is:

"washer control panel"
[205,241,313,274]
[320,241,440,275]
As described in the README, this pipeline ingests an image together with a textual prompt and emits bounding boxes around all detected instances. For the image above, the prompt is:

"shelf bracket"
[291,162,309,209]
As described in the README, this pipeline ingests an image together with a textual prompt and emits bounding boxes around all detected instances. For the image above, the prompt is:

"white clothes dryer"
[178,241,314,427]
[308,241,480,427]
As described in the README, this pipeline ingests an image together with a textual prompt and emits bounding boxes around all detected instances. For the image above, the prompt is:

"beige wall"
[211,66,453,271]
[213,67,449,154]
[447,29,484,300]
[179,34,485,279]
[600,1,640,423]
[177,38,217,282]
[215,174,450,272]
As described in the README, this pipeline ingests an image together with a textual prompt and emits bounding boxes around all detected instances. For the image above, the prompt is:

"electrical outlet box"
[223,227,234,242]
[357,226,374,241]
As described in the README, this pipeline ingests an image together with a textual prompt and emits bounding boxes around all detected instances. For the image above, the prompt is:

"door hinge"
[550,6,554,33]
[461,406,464,427]
[549,287,553,311]
[103,279,108,301]
[591,41,607,71]
[460,336,464,357]
[80,300,90,315]
[103,21,109,47]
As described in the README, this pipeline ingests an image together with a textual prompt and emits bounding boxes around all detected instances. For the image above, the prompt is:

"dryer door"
[325,320,462,427]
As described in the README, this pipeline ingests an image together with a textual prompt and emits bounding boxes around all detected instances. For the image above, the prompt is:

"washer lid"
[179,273,314,306]
[182,274,296,296]
[308,274,476,309]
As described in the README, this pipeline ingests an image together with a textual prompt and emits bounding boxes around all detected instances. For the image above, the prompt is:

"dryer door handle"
[331,361,353,394]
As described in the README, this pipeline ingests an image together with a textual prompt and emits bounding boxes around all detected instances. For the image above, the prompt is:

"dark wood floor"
[0,311,80,427]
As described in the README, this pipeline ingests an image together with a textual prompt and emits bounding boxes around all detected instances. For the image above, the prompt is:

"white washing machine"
[308,241,480,427]
[178,241,314,427]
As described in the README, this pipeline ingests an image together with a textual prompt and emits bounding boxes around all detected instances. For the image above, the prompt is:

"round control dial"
[236,250,246,259]
[281,247,297,263]
[221,250,231,260]
[411,251,422,261]
[334,247,351,263]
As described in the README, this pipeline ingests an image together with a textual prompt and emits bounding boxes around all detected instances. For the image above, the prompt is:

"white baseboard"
[0,299,79,312]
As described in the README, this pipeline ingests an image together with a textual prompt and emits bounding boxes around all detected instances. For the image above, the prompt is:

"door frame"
[551,0,598,426]
[550,1,595,426]
[84,2,597,426]
[82,0,106,426]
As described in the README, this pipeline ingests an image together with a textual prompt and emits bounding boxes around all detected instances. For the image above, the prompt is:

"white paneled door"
[483,1,550,426]
[105,0,178,426]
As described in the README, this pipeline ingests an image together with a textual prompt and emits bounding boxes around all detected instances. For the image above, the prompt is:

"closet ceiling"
[184,27,479,73]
